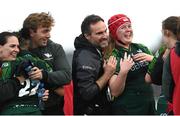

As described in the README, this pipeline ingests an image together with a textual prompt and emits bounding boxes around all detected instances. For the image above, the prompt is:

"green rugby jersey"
[0,51,52,115]
[111,43,155,114]
[148,44,166,74]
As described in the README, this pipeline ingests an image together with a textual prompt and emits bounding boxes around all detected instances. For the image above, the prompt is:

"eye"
[128,25,132,28]
[10,44,19,49]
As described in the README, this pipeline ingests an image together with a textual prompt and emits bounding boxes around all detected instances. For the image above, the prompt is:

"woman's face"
[162,29,175,49]
[0,36,19,61]
[116,22,133,45]
[162,30,170,48]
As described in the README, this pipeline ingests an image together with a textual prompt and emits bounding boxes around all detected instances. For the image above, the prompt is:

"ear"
[29,29,35,37]
[164,29,172,37]
[0,45,3,54]
[84,34,90,40]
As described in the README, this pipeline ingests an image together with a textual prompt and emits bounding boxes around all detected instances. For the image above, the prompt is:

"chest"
[31,49,54,67]
[116,47,149,74]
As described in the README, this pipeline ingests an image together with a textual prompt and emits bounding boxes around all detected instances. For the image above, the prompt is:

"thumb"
[103,60,107,68]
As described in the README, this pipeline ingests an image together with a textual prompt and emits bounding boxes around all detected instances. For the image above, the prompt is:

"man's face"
[86,21,109,48]
[0,36,19,61]
[116,22,133,45]
[30,26,51,48]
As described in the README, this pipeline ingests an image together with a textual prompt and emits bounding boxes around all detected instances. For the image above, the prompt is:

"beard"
[100,40,109,48]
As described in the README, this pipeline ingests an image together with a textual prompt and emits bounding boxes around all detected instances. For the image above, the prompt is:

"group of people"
[0,12,71,115]
[0,12,179,115]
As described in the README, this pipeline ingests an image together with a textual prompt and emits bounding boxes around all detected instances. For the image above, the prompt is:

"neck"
[29,40,38,49]
[170,38,177,48]
[115,40,130,49]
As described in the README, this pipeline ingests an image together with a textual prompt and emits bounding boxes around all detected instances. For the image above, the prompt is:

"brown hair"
[103,35,115,60]
[162,16,180,55]
[20,12,54,39]
[162,16,180,41]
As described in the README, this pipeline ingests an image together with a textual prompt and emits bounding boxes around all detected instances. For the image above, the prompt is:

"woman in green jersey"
[0,31,49,115]
[107,14,156,114]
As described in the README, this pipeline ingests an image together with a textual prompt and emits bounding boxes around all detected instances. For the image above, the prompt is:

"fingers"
[42,90,49,101]
[123,52,133,62]
[122,53,134,66]
[29,67,43,80]
[107,56,117,65]
[124,52,127,59]
[127,54,131,60]
[120,58,123,64]
[133,53,146,61]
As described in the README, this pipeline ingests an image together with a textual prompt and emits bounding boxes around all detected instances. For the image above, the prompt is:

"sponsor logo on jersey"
[44,53,53,60]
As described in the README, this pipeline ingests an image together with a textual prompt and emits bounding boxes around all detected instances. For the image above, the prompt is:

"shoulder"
[75,49,96,60]
[47,40,65,55]
[132,43,147,48]
[132,43,151,54]
[74,49,100,65]
[48,40,63,49]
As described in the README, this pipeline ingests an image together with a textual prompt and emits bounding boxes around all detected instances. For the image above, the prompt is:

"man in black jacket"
[72,14,117,115]
[20,12,72,114]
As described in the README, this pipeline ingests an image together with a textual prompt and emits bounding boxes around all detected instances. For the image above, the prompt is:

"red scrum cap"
[108,14,131,40]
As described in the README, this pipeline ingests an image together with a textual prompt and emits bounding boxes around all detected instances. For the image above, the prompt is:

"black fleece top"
[72,34,110,114]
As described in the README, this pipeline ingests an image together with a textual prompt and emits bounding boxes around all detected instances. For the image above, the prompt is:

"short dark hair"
[81,14,104,35]
[0,31,16,45]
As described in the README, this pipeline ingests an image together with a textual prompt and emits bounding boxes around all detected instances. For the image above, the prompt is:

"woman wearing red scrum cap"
[107,14,156,114]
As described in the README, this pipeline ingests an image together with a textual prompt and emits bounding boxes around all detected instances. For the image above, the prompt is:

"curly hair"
[20,12,54,39]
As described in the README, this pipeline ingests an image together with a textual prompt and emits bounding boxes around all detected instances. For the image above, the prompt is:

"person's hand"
[119,52,134,74]
[28,67,43,80]
[54,87,64,96]
[42,89,49,101]
[132,52,153,62]
[145,73,152,83]
[104,56,117,78]
[16,75,26,83]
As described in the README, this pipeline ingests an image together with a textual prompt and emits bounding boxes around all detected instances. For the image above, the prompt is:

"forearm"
[44,69,71,86]
[54,86,64,96]
[109,71,128,97]
[150,56,164,85]
[96,72,112,90]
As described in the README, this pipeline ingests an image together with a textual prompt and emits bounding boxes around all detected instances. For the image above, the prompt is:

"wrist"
[42,70,48,82]
[118,71,128,78]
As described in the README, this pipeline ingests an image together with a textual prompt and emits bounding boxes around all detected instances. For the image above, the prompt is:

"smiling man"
[72,14,117,115]
[20,12,72,115]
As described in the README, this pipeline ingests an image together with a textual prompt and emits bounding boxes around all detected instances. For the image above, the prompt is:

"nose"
[102,32,108,38]
[46,32,51,38]
[15,46,20,53]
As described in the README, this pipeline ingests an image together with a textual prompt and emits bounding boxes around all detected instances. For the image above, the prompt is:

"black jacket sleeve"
[0,78,21,103]
[45,44,71,86]
[162,54,174,102]
[150,56,164,85]
[74,50,100,101]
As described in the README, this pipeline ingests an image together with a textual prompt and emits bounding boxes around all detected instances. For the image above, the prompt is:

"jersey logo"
[1,62,9,67]
[137,49,143,53]
[82,65,95,71]
[44,53,53,60]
